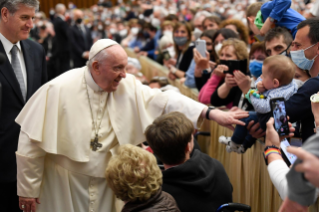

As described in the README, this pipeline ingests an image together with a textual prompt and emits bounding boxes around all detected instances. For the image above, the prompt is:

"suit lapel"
[21,40,34,100]
[0,41,24,104]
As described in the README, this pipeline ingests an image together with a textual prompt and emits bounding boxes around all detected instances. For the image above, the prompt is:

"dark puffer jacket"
[122,188,181,212]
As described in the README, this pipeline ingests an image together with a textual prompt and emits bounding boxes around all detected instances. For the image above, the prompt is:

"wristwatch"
[263,145,281,166]
[206,106,216,120]
[269,17,275,23]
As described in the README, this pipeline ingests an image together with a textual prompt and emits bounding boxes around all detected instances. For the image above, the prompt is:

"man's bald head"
[55,3,66,15]
[73,9,83,20]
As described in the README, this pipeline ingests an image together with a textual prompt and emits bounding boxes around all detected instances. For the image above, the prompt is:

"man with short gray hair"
[0,0,47,211]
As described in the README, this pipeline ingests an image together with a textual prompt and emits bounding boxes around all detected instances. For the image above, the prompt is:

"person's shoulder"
[302,77,319,89]
[22,39,43,49]
[49,67,85,87]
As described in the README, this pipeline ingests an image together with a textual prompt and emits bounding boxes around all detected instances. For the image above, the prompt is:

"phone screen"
[280,138,297,166]
[219,59,247,75]
[270,98,290,136]
[163,51,171,60]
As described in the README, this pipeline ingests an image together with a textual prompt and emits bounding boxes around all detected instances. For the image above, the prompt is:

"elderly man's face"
[265,35,288,56]
[94,45,127,92]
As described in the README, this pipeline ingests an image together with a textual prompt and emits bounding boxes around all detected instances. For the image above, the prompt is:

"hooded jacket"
[162,149,233,212]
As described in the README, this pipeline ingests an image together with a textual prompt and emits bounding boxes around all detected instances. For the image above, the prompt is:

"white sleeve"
[310,0,319,17]
[267,160,290,200]
[16,131,46,198]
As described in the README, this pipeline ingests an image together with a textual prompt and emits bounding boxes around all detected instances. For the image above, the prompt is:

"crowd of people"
[2,0,319,211]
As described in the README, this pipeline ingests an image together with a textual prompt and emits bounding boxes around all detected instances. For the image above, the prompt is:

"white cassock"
[16,66,206,212]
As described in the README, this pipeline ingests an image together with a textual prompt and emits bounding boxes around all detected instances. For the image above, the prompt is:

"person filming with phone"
[209,38,252,110]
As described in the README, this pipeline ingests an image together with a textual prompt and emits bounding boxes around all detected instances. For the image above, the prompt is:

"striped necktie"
[11,45,26,101]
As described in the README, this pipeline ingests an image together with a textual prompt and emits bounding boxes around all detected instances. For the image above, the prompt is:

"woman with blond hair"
[105,144,180,212]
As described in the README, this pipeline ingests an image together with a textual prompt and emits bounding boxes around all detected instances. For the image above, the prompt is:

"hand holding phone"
[219,59,247,75]
[195,39,206,58]
[270,98,290,136]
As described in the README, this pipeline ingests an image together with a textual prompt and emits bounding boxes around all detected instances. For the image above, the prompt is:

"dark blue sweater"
[258,77,319,141]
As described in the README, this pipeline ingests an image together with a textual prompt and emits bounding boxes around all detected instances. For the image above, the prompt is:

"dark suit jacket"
[0,39,48,182]
[69,24,93,68]
[53,16,70,55]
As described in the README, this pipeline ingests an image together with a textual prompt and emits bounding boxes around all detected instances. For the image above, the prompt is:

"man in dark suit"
[69,9,93,68]
[0,1,47,211]
[52,3,70,77]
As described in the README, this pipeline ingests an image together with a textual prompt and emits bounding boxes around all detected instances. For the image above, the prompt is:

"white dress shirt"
[0,33,27,91]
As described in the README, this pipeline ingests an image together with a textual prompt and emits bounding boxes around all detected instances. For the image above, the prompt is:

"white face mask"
[163,30,173,37]
[131,27,139,35]
[37,21,43,27]
[151,18,161,28]
[98,25,103,31]
[214,43,223,54]
[166,46,175,58]
[119,29,128,37]
[193,28,202,40]
[109,28,117,34]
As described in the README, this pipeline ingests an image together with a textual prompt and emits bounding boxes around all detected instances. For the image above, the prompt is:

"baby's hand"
[256,81,266,93]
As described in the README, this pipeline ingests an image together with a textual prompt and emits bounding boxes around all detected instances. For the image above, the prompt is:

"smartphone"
[270,97,290,136]
[280,138,297,166]
[162,50,171,60]
[195,39,206,57]
[219,59,247,75]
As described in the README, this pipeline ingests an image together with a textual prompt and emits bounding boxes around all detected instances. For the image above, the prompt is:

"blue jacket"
[261,0,305,38]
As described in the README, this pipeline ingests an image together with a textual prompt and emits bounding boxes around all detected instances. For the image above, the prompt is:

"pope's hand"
[19,197,40,212]
[210,107,249,131]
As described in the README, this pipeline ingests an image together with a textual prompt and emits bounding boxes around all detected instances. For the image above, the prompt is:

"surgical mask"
[294,79,305,88]
[119,29,128,37]
[131,27,139,35]
[166,46,176,58]
[249,60,263,78]
[174,36,188,46]
[37,21,43,27]
[86,23,92,29]
[163,30,173,37]
[151,18,161,28]
[98,25,103,31]
[75,18,82,24]
[193,28,202,40]
[290,43,318,71]
[214,43,223,54]
[109,28,117,34]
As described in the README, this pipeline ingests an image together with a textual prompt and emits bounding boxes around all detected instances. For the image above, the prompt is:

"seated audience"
[105,144,181,212]
[145,112,233,212]
[134,23,158,60]
[219,55,298,153]
[219,19,250,45]
[210,39,252,110]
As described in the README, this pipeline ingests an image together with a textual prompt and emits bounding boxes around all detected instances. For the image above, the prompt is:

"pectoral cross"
[90,135,102,151]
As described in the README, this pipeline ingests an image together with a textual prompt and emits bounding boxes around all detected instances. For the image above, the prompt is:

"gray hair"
[55,3,65,14]
[194,10,211,20]
[0,0,39,16]
[87,49,109,71]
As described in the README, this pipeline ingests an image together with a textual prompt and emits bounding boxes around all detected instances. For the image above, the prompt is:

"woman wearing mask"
[210,38,253,110]
[198,29,239,103]
[212,28,239,63]
[121,19,145,49]
[166,22,194,81]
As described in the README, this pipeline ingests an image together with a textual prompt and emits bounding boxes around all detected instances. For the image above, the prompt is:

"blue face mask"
[249,60,263,78]
[174,36,188,46]
[290,43,318,71]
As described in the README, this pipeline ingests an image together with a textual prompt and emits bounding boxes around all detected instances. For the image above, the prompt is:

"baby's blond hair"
[263,55,295,86]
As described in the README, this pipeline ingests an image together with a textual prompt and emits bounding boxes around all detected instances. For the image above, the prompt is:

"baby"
[246,0,305,39]
[219,55,298,153]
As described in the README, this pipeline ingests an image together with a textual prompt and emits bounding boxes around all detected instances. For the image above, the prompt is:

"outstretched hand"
[209,107,249,131]
[278,197,308,212]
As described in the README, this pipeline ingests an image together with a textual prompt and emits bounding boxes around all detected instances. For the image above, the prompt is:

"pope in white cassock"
[16,39,248,212]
